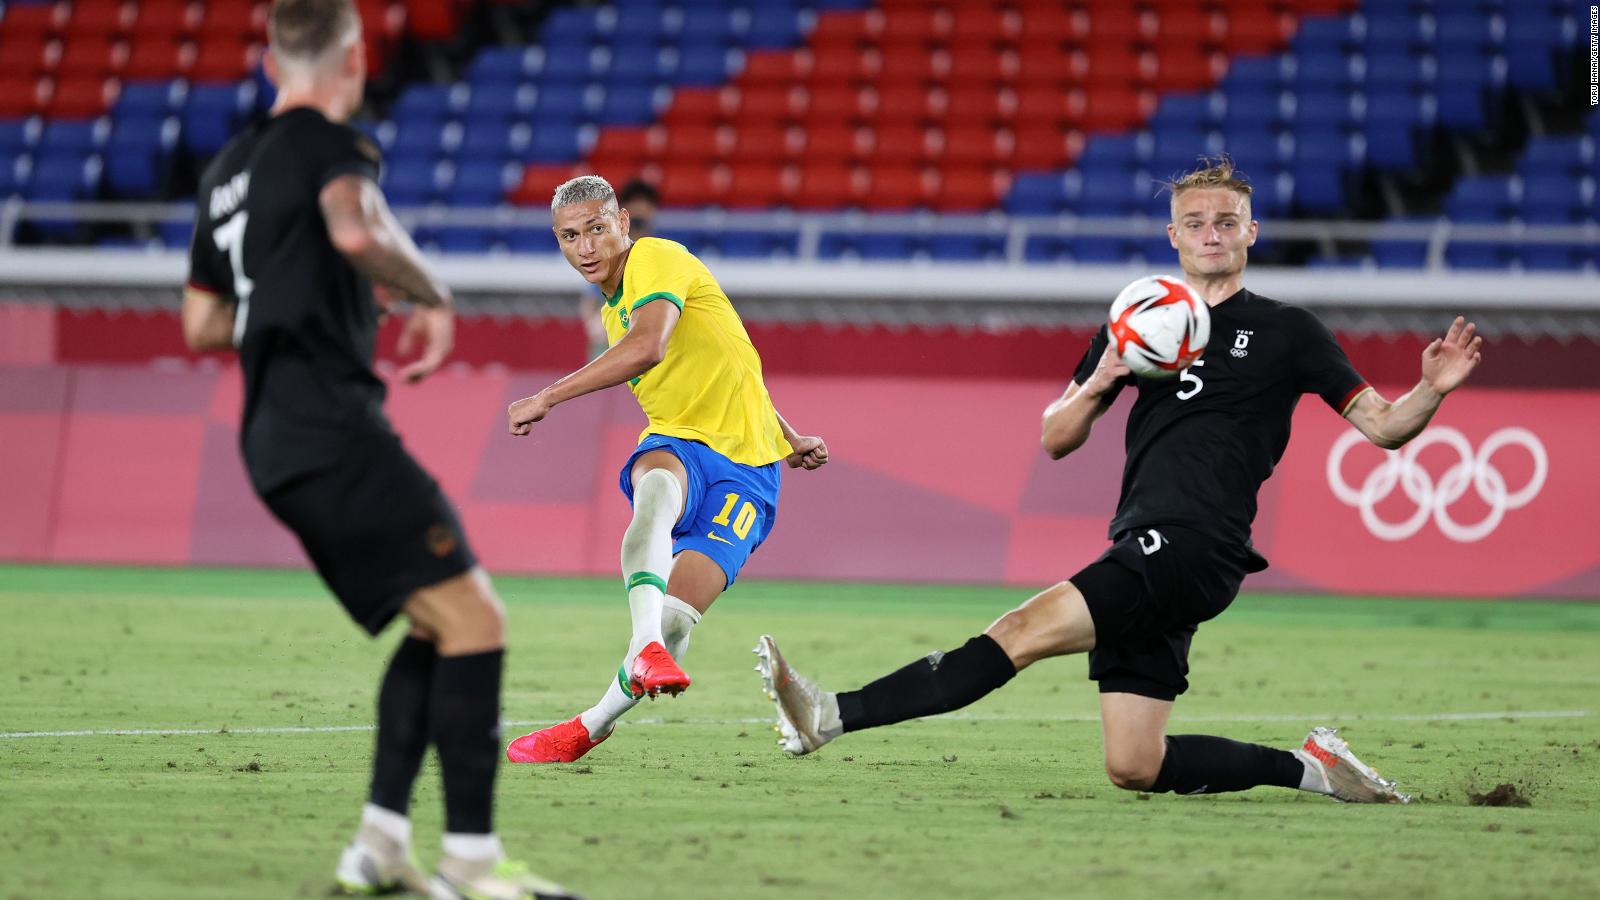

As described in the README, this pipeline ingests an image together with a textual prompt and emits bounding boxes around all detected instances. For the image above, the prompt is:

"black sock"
[1148,734,1304,795]
[429,649,504,834]
[836,635,1016,733]
[369,636,437,815]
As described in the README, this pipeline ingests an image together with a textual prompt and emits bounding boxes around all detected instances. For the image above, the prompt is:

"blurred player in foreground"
[504,175,827,763]
[577,179,659,358]
[757,159,1484,804]
[182,1,579,896]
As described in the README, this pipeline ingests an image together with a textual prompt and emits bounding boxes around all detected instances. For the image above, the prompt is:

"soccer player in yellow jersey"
[503,175,828,763]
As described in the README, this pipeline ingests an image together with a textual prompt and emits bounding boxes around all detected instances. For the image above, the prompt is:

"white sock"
[578,594,701,741]
[441,832,502,862]
[360,803,411,845]
[620,469,681,659]
[818,692,844,741]
[1294,749,1334,795]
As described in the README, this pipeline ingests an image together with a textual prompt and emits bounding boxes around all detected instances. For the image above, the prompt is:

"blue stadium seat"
[1446,175,1516,222]
[115,81,181,117]
[858,233,917,260]
[464,84,532,123]
[181,83,255,157]
[1221,57,1285,92]
[1291,50,1355,92]
[468,47,534,85]
[1364,91,1432,171]
[1293,16,1359,52]
[1070,173,1142,217]
[1136,235,1176,265]
[747,5,803,47]
[527,124,583,162]
[1068,235,1133,263]
[1294,88,1355,129]
[1218,125,1282,174]
[1148,128,1215,177]
[1432,11,1499,53]
[1075,135,1141,174]
[926,234,1003,262]
[1445,242,1513,270]
[1004,173,1069,215]
[503,226,557,253]
[1289,128,1356,213]
[533,84,590,122]
[1248,172,1292,217]
[458,122,531,163]
[1364,56,1429,90]
[537,45,601,81]
[383,159,445,206]
[1222,87,1284,128]
[158,221,192,248]
[612,10,663,45]
[596,85,658,125]
[1370,218,1435,269]
[434,227,497,254]
[0,151,29,198]
[1519,136,1593,178]
[25,154,98,200]
[1435,53,1499,132]
[38,121,105,156]
[679,8,736,43]
[541,8,602,45]
[0,122,34,156]
[1148,93,1217,131]
[392,85,460,121]
[390,119,453,161]
[1505,12,1569,91]
[676,43,731,87]
[1023,236,1067,263]
[1362,11,1429,55]
[1519,174,1587,223]
[721,231,800,259]
[447,162,511,206]
[104,116,175,199]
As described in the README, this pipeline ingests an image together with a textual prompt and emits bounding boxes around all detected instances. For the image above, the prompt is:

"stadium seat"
[104,116,177,199]
[791,164,859,210]
[181,83,254,157]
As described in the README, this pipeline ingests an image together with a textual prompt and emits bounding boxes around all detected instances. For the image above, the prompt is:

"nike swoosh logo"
[706,531,733,545]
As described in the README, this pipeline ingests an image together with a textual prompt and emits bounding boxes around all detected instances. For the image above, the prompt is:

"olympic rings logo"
[1325,426,1548,542]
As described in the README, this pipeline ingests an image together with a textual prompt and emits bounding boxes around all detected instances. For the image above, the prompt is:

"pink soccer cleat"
[628,641,691,698]
[506,716,611,764]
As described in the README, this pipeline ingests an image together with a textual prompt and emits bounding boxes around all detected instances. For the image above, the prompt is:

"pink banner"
[2,362,1596,598]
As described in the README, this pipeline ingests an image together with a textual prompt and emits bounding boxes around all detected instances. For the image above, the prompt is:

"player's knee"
[423,570,505,655]
[631,468,681,518]
[1105,758,1160,791]
[985,583,1080,669]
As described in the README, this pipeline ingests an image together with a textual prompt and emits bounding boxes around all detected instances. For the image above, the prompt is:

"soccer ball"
[1107,275,1210,379]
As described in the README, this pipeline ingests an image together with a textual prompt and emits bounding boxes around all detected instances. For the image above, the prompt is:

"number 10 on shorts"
[713,493,757,540]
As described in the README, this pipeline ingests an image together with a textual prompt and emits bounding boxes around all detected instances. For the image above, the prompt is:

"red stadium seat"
[1079,46,1145,88]
[876,48,940,86]
[804,84,871,123]
[1076,86,1152,133]
[64,0,131,38]
[45,75,114,118]
[879,8,947,45]
[931,167,1000,213]
[189,40,259,83]
[1011,123,1072,171]
[809,11,873,48]
[659,123,725,164]
[940,126,1008,168]
[730,124,792,163]
[657,162,726,207]
[1219,9,1291,55]
[1014,86,1075,127]
[587,127,653,171]
[1,4,64,44]
[724,163,792,209]
[196,3,266,42]
[796,121,862,165]
[861,165,929,211]
[730,84,799,125]
[406,0,458,41]
[122,38,188,79]
[738,50,807,86]
[0,74,45,117]
[509,163,580,206]
[1014,5,1072,42]
[1014,46,1074,88]
[869,83,934,126]
[55,38,122,78]
[807,45,878,86]
[950,7,1014,43]
[946,47,1008,86]
[864,123,931,167]
[0,39,52,81]
[1147,46,1219,93]
[941,86,1011,128]
[133,0,198,38]
[791,163,859,210]
[662,87,729,126]
[1152,7,1222,45]
[1078,7,1147,45]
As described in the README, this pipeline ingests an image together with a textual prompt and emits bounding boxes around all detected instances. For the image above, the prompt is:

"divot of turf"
[1468,783,1532,807]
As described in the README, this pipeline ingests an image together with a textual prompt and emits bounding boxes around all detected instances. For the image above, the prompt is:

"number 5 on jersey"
[1177,359,1205,400]
[212,211,254,347]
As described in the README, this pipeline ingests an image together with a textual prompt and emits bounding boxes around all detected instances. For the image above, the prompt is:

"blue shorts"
[620,435,782,590]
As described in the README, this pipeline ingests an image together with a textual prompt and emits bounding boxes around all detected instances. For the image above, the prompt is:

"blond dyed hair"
[1166,156,1253,218]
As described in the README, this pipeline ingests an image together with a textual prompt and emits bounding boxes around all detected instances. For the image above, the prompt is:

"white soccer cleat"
[429,856,582,900]
[1294,726,1412,804]
[753,634,836,756]
[335,832,429,896]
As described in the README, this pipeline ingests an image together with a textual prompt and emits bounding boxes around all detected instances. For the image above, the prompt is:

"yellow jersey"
[601,237,793,466]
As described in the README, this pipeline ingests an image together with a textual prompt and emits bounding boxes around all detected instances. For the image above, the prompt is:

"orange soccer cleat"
[505,716,611,764]
[628,641,692,698]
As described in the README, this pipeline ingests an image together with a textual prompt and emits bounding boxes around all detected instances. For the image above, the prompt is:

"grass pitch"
[2,564,1598,899]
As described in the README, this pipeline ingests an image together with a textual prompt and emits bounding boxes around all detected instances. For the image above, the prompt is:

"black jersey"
[1072,288,1368,551]
[186,107,387,495]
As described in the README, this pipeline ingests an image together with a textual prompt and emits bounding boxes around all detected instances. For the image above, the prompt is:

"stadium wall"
[2,361,1595,599]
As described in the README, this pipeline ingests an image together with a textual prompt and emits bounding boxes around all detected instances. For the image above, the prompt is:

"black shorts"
[1069,525,1266,702]
[258,431,477,636]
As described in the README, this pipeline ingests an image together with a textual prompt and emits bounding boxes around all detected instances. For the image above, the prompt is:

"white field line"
[0,709,1589,740]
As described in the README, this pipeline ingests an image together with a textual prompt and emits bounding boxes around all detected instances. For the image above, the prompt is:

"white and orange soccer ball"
[1108,275,1210,379]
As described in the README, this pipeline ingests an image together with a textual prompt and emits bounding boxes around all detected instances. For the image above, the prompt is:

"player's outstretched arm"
[320,174,452,309]
[1343,315,1483,450]
[1041,346,1127,459]
[181,285,236,351]
[508,298,680,435]
[775,410,828,470]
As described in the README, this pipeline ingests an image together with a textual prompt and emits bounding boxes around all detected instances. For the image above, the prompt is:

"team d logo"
[1325,426,1548,542]
[1231,329,1253,358]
